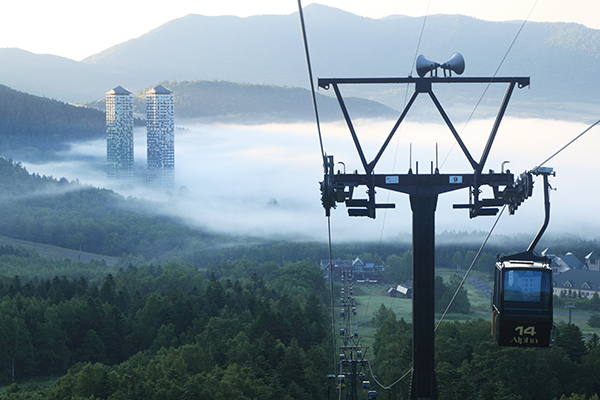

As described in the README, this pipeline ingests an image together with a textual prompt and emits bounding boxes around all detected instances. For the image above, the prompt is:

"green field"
[349,269,600,352]
[350,279,492,352]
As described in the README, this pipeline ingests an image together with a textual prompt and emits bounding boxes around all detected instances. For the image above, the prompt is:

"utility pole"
[565,302,576,324]
[319,57,531,399]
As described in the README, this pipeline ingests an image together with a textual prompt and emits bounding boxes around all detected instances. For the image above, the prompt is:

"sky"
[2,0,599,61]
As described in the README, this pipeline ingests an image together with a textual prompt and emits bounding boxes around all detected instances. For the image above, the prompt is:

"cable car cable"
[435,205,507,331]
[296,0,338,377]
[373,3,432,332]
[367,178,507,388]
[326,218,337,372]
[440,0,539,169]
[536,118,600,169]
[377,0,431,251]
[409,0,432,78]
[434,0,540,326]
[297,0,326,160]
[366,360,412,390]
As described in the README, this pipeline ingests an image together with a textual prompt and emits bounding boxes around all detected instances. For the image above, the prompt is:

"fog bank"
[23,117,600,243]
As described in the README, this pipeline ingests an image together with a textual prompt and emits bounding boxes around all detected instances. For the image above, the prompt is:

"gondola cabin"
[492,256,555,347]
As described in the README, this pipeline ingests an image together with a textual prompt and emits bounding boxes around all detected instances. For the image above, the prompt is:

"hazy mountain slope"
[0,84,106,160]
[149,79,397,121]
[86,79,398,122]
[0,48,146,103]
[0,157,217,259]
[0,78,394,162]
[81,5,600,114]
[82,13,303,87]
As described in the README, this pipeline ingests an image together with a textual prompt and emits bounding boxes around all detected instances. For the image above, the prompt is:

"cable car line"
[297,0,325,161]
[409,0,432,77]
[326,217,337,372]
[296,0,338,378]
[435,205,506,331]
[377,0,431,251]
[536,118,600,168]
[297,4,380,396]
[298,0,561,396]
[367,360,412,390]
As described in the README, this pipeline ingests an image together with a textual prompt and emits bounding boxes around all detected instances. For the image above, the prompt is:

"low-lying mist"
[22,117,600,244]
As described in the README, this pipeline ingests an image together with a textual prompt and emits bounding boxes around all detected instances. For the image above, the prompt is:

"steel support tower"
[319,75,530,399]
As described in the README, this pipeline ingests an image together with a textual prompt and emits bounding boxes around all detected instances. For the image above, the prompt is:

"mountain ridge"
[94,79,397,121]
[0,5,599,119]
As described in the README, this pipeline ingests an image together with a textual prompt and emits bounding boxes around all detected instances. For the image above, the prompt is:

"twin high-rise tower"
[106,86,134,180]
[105,85,174,191]
[145,85,175,190]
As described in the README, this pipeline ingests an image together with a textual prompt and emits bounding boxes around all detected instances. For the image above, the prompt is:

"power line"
[377,0,431,250]
[296,0,338,377]
[297,0,325,161]
[409,0,432,78]
[536,118,600,168]
[441,0,539,169]
[367,360,412,390]
[435,205,506,331]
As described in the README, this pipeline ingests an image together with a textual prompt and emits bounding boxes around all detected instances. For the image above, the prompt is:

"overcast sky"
[2,0,599,61]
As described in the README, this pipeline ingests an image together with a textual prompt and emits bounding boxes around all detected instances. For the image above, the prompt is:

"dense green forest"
[2,158,600,398]
[0,255,331,399]
[0,251,600,399]
[373,316,600,400]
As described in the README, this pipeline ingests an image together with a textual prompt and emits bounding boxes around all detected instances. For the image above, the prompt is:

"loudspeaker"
[416,55,439,78]
[440,52,465,76]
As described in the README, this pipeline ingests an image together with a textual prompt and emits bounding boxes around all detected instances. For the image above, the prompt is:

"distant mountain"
[0,48,146,103]
[80,5,600,118]
[87,80,398,122]
[1,5,599,119]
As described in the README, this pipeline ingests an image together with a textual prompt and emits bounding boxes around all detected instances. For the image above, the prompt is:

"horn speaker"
[416,55,439,78]
[440,52,465,76]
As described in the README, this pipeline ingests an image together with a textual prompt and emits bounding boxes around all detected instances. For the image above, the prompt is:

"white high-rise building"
[146,85,174,191]
[106,86,134,180]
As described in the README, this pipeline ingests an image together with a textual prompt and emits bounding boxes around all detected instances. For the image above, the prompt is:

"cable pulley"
[506,166,554,215]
